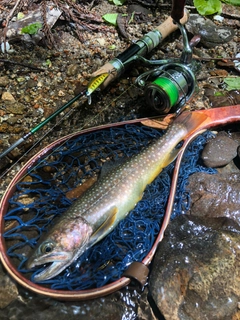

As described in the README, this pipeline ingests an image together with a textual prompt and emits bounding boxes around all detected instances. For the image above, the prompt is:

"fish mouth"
[26,252,73,281]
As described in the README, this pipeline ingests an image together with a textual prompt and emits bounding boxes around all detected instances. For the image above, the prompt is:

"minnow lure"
[86,73,110,104]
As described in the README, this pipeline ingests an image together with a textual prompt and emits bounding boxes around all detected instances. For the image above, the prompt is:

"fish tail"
[174,111,208,136]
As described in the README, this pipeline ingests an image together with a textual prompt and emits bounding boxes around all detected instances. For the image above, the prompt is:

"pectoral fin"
[89,207,118,246]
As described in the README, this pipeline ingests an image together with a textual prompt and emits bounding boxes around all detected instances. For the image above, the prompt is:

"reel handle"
[171,0,186,22]
[154,10,188,41]
[91,11,189,89]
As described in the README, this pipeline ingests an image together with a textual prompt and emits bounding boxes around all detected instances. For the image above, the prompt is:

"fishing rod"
[0,9,188,160]
[0,90,86,159]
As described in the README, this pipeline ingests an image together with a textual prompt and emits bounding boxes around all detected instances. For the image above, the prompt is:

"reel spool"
[136,17,200,115]
[142,63,197,114]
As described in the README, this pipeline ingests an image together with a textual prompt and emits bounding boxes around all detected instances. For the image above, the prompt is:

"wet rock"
[186,14,235,48]
[137,289,159,320]
[1,91,16,102]
[5,102,25,115]
[58,90,65,97]
[127,4,151,17]
[201,131,239,167]
[0,285,147,320]
[186,171,240,226]
[0,122,23,134]
[216,160,240,174]
[204,86,240,108]
[0,265,19,309]
[26,79,37,88]
[208,92,240,108]
[67,64,79,76]
[0,76,10,87]
[0,123,9,133]
[6,116,19,125]
[222,3,240,20]
[149,215,240,320]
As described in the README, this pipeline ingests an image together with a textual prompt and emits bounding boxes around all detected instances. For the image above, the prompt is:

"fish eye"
[40,242,54,254]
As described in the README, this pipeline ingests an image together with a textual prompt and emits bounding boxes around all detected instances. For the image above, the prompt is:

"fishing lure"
[86,73,110,104]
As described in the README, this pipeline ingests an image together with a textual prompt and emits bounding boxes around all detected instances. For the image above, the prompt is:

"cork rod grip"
[156,9,188,38]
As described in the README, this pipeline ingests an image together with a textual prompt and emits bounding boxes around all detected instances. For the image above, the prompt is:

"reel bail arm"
[171,0,192,65]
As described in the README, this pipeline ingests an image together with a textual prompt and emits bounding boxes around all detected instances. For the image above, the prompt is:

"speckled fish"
[26,111,207,281]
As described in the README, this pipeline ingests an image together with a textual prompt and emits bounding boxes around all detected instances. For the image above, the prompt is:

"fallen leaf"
[224,77,240,91]
[141,114,176,130]
[66,176,98,200]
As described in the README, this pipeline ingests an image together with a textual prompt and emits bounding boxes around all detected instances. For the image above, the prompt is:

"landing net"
[3,124,216,290]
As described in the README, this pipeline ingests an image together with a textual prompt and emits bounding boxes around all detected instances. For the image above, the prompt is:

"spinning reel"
[136,21,199,114]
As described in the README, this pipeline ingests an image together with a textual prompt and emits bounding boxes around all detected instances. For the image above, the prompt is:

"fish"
[26,111,207,281]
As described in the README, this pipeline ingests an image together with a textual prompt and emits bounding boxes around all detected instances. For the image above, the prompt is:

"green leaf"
[221,0,240,5]
[214,91,224,96]
[102,13,118,26]
[108,44,116,50]
[45,59,52,67]
[21,22,42,35]
[224,77,240,91]
[108,0,126,5]
[113,0,126,5]
[17,12,25,20]
[193,0,222,15]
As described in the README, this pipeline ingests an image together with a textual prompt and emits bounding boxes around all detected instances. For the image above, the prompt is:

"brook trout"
[26,112,207,281]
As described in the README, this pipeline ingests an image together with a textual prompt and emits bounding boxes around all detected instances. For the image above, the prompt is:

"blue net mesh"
[3,124,216,290]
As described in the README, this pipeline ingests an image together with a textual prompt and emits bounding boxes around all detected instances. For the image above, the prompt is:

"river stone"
[6,116,19,125]
[0,287,127,319]
[4,102,25,115]
[0,76,10,87]
[0,281,155,319]
[26,79,37,88]
[186,14,235,48]
[0,265,19,309]
[1,91,16,102]
[186,171,240,226]
[201,131,238,167]
[149,215,240,320]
